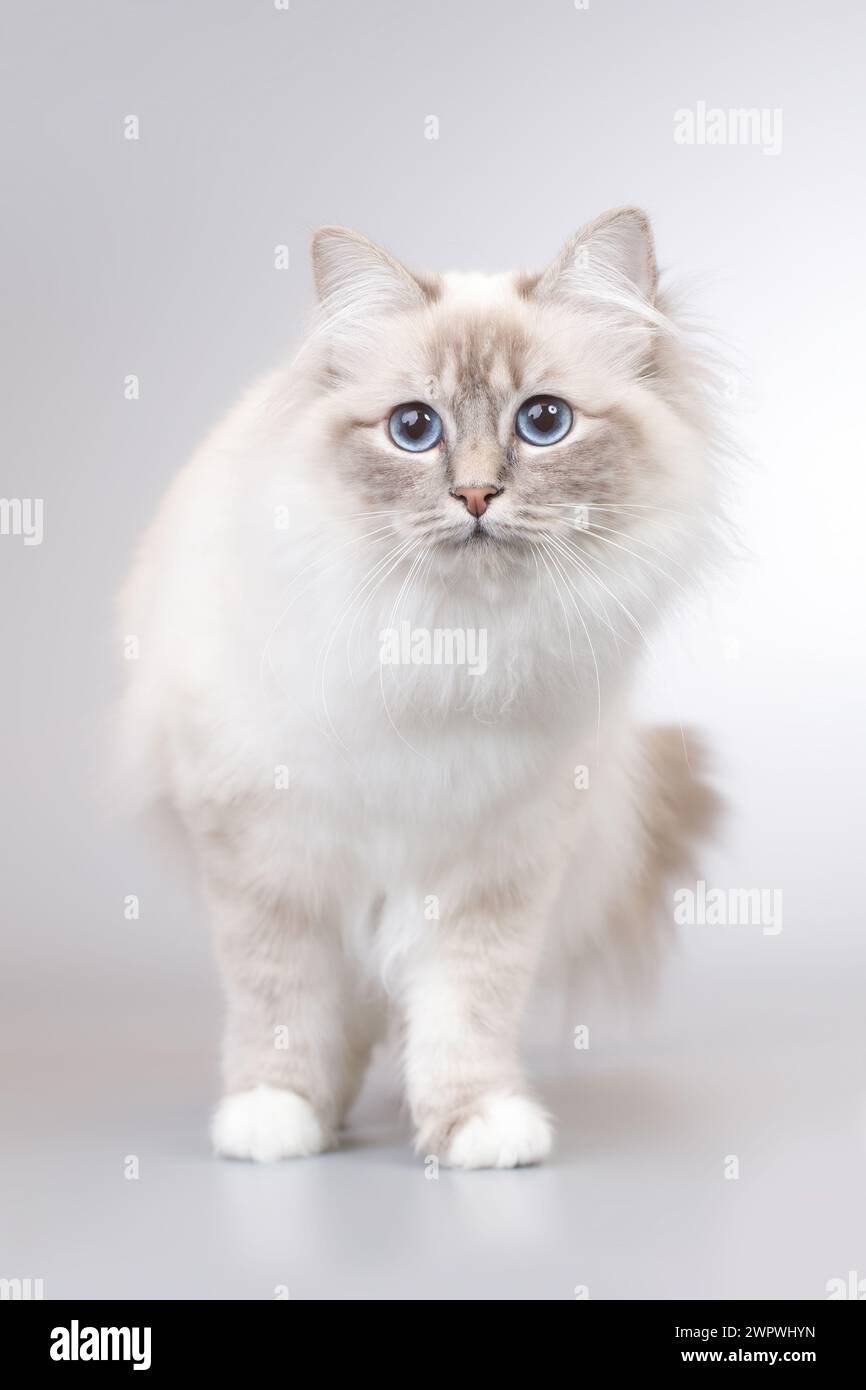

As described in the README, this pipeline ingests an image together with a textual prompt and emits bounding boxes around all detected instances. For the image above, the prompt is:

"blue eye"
[388,402,443,452]
[515,395,573,446]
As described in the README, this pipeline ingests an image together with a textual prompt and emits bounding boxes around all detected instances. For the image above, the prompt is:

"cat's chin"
[437,527,535,562]
[429,531,536,586]
[435,523,525,552]
[461,528,498,548]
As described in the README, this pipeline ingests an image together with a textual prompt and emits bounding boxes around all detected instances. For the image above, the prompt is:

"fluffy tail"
[546,724,723,991]
[606,725,722,973]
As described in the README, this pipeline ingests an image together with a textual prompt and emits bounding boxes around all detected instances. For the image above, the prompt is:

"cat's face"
[307,210,707,580]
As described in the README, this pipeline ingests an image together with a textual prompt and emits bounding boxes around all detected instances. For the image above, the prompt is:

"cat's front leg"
[205,872,373,1163]
[401,886,553,1170]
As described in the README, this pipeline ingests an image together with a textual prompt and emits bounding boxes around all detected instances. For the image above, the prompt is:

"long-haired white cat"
[119,208,719,1168]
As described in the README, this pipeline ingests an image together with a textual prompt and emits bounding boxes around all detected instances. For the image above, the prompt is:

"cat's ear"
[311,226,428,320]
[536,207,658,305]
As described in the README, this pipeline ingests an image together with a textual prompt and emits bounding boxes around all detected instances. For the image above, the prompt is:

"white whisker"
[315,537,420,747]
[376,543,432,761]
[539,538,602,745]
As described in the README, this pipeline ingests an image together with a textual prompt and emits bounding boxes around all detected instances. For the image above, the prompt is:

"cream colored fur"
[118,209,720,1168]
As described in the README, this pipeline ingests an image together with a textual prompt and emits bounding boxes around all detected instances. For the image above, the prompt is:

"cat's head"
[304,209,712,582]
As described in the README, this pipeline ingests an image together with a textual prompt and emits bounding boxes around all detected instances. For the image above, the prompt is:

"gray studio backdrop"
[2,0,865,1300]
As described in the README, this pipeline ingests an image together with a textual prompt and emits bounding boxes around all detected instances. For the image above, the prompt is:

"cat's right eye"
[388,402,443,453]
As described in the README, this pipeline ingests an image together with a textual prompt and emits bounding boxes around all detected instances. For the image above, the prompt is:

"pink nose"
[452,485,500,517]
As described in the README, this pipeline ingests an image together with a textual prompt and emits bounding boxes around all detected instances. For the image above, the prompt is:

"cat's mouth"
[452,520,522,553]
[429,513,528,553]
[461,519,507,549]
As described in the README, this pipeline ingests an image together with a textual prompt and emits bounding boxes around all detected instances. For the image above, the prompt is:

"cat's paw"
[211,1085,327,1162]
[442,1094,553,1170]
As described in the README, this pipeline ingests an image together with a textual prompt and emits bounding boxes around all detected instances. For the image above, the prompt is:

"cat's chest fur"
[251,552,604,786]
[217,561,598,886]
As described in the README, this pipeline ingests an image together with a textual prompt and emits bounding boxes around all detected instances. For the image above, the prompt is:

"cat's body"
[119,209,720,1167]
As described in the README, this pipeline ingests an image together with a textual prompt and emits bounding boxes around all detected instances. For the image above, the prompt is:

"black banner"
[3,1299,862,1373]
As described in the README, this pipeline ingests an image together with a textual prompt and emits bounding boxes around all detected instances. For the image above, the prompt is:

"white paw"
[211,1085,327,1162]
[443,1094,553,1170]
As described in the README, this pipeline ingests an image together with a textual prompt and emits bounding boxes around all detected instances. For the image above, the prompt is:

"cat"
[118,207,721,1168]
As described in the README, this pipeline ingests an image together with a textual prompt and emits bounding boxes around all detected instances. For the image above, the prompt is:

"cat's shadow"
[539,1068,693,1164]
[347,1064,691,1168]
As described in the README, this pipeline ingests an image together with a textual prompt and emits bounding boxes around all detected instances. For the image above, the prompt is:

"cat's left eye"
[388,402,443,453]
[515,395,573,446]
